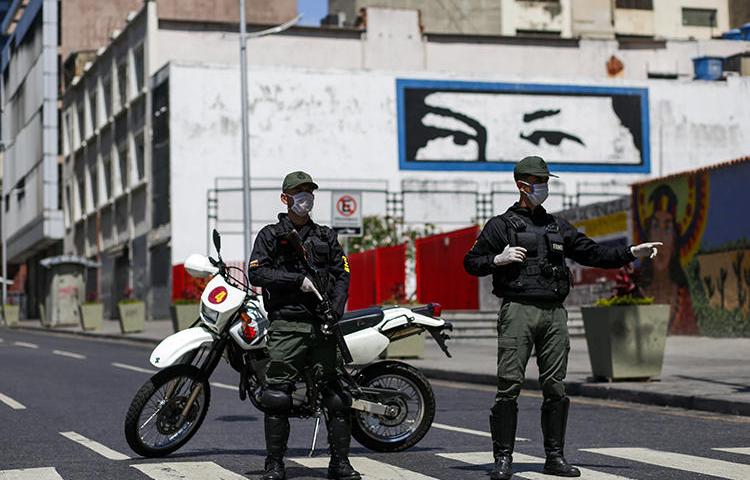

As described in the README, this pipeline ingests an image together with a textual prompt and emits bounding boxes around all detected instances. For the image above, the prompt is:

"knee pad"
[541,380,566,403]
[491,398,518,417]
[322,388,351,415]
[261,384,293,414]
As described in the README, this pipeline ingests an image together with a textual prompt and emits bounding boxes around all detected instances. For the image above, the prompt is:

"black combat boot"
[261,414,290,480]
[541,397,581,477]
[326,414,361,480]
[489,399,518,480]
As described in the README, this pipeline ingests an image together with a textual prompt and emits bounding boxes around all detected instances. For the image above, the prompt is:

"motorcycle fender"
[344,328,389,365]
[409,314,445,328]
[150,327,214,368]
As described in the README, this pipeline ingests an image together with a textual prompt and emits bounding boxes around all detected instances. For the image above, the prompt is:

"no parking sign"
[331,191,362,237]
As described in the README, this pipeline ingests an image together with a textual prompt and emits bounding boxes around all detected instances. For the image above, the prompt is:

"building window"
[117,59,128,110]
[682,8,717,27]
[77,173,86,219]
[88,89,98,131]
[103,75,113,119]
[117,142,129,193]
[88,161,98,209]
[615,0,653,9]
[65,185,73,226]
[133,44,145,93]
[77,100,86,142]
[102,155,112,201]
[134,131,145,181]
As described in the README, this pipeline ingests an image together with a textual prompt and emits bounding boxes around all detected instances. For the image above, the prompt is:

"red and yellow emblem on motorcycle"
[208,286,228,305]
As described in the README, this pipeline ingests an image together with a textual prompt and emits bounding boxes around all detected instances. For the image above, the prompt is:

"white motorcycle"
[124,230,453,458]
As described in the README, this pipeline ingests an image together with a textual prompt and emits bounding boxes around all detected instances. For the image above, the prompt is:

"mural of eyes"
[520,109,585,148]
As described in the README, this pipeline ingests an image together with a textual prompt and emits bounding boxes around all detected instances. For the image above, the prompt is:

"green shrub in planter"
[80,302,104,331]
[3,304,19,327]
[171,300,199,332]
[118,300,145,333]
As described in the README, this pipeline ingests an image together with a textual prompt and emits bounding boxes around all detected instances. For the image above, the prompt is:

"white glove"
[493,245,527,266]
[300,277,323,301]
[630,242,663,259]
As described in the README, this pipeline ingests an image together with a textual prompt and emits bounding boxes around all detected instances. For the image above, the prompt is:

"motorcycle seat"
[338,307,385,336]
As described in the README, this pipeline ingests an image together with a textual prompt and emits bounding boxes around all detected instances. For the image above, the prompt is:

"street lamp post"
[1,183,21,323]
[238,0,301,261]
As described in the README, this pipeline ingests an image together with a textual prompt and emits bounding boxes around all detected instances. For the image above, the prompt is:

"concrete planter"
[3,305,19,327]
[118,301,146,333]
[384,332,425,359]
[581,304,670,381]
[80,303,104,331]
[170,303,199,332]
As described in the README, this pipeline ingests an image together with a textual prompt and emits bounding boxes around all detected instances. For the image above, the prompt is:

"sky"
[297,0,328,26]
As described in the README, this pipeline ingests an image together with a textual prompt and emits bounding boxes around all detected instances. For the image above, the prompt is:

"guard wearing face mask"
[464,156,662,480]
[248,171,360,480]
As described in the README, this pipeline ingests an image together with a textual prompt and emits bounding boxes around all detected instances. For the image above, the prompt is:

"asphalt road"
[1,328,749,480]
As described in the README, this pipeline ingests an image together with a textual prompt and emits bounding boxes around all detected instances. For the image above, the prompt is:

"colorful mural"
[633,157,750,337]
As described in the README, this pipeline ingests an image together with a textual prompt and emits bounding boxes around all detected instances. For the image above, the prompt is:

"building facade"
[62,4,750,319]
[327,0,732,40]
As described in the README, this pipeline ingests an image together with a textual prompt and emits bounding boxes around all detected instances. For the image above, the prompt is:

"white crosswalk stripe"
[582,447,750,480]
[714,447,750,456]
[0,467,65,480]
[59,431,130,460]
[292,456,440,480]
[0,467,64,480]
[438,451,634,479]
[132,461,249,479]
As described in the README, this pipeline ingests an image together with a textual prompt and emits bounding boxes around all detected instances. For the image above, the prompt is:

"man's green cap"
[514,155,559,178]
[282,171,319,192]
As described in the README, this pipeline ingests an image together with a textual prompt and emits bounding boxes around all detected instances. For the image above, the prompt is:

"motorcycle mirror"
[213,229,221,253]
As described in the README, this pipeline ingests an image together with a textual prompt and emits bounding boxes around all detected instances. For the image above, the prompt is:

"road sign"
[331,191,362,237]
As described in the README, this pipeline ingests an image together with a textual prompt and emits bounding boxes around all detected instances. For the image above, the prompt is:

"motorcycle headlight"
[201,303,220,325]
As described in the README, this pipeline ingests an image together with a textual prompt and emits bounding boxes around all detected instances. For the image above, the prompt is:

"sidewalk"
[7,318,750,417]
[409,336,750,417]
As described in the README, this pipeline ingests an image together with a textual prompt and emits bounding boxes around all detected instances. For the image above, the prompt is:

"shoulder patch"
[342,255,350,273]
[249,259,260,269]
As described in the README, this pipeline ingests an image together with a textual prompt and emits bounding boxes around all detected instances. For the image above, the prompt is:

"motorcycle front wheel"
[124,364,211,457]
[351,361,435,452]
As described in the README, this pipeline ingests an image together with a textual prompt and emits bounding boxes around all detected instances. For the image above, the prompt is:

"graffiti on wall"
[397,79,650,173]
[633,158,750,336]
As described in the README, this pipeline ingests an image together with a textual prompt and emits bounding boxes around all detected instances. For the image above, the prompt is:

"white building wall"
[167,62,750,264]
[654,0,729,40]
[1,0,63,262]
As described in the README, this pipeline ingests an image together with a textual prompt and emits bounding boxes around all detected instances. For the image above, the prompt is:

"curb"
[6,325,161,347]
[421,368,750,417]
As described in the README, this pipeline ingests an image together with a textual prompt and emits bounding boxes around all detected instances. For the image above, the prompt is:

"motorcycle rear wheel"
[351,361,435,452]
[124,365,211,457]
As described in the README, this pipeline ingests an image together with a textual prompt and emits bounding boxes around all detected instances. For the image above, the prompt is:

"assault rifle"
[284,230,355,364]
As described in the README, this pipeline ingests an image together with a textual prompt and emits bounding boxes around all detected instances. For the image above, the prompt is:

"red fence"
[416,226,479,310]
[347,244,407,310]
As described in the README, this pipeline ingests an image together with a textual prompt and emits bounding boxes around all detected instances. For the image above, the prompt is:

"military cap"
[514,156,559,178]
[282,171,319,192]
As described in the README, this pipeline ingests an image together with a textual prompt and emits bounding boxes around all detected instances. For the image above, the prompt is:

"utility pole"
[238,1,301,262]
[239,0,251,262]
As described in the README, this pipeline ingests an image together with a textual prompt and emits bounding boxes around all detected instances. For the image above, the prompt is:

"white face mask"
[519,181,549,207]
[290,191,314,216]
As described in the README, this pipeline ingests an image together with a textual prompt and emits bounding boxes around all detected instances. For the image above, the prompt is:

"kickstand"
[308,415,321,457]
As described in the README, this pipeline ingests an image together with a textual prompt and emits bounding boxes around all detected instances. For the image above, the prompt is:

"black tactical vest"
[493,211,571,302]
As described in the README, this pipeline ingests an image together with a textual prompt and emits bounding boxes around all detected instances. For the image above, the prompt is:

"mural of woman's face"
[648,209,675,271]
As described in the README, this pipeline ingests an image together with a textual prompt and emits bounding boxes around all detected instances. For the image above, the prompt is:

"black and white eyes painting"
[400,81,648,172]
